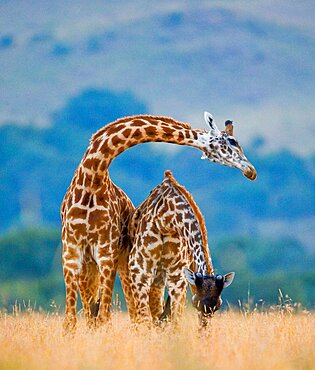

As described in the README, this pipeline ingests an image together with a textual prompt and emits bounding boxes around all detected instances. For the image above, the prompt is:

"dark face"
[184,268,235,318]
[191,273,224,316]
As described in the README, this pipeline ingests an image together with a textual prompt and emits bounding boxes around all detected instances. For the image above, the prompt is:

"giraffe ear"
[223,272,235,288]
[184,267,204,287]
[204,112,220,135]
[184,267,196,286]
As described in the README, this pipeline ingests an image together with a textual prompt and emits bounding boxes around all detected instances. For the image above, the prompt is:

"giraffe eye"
[227,138,238,147]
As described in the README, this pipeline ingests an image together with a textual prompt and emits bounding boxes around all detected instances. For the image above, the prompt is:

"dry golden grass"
[0,307,314,370]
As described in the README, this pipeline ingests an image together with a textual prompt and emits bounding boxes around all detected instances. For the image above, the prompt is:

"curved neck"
[81,115,206,180]
[187,221,214,275]
[164,172,214,275]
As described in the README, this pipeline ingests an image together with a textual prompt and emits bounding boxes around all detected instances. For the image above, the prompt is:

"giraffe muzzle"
[244,167,257,180]
[241,162,257,181]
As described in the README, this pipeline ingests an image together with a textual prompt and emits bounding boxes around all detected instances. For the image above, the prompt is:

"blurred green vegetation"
[213,236,315,307]
[0,227,314,312]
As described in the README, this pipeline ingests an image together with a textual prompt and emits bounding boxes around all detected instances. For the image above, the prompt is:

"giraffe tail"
[159,295,171,322]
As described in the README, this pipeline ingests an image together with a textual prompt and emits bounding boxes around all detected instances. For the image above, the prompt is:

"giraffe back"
[129,170,212,274]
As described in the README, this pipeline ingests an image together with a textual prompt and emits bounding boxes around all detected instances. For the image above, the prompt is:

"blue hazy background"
[0,0,314,310]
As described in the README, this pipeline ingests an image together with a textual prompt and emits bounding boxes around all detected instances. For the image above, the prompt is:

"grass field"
[0,305,314,370]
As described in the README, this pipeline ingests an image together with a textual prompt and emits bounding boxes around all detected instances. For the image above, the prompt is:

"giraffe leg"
[149,279,165,324]
[63,270,79,334]
[78,260,100,329]
[96,245,119,326]
[62,255,81,334]
[128,251,155,327]
[168,282,187,327]
[129,228,163,327]
[129,269,152,327]
[117,193,136,323]
[166,262,188,327]
[117,247,137,324]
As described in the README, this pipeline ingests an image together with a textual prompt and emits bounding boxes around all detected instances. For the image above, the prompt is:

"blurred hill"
[1,88,314,249]
[0,1,315,154]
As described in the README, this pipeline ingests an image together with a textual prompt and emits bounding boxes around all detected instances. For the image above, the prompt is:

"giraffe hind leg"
[96,244,120,326]
[128,231,163,327]
[129,255,155,327]
[165,260,188,327]
[62,252,82,335]
[149,278,166,324]
[117,248,137,324]
[78,259,100,329]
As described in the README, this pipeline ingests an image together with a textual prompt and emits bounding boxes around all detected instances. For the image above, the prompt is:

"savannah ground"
[0,305,314,370]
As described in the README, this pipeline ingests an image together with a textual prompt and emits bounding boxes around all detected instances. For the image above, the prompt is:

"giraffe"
[61,112,255,332]
[128,170,234,327]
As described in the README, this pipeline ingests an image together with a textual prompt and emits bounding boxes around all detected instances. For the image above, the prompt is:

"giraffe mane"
[90,114,193,143]
[164,170,212,272]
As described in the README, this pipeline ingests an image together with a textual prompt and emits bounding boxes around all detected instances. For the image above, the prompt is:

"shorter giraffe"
[128,170,234,327]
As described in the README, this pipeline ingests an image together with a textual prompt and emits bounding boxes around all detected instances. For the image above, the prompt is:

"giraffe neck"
[164,171,214,275]
[187,222,213,276]
[79,115,208,188]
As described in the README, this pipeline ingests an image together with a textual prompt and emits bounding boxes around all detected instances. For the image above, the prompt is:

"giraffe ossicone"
[61,112,255,333]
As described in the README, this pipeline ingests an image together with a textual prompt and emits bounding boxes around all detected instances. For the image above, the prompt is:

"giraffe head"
[184,267,235,317]
[199,112,257,180]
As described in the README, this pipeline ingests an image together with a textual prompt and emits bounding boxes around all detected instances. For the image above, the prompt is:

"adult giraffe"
[61,112,256,332]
